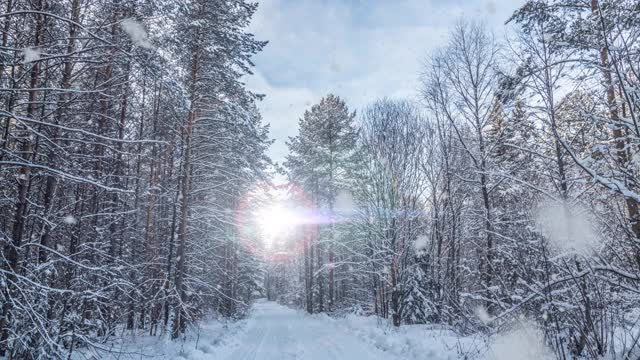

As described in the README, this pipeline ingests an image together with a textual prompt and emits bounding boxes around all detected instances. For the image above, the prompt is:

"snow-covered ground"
[76,314,249,359]
[332,312,487,359]
[81,300,492,359]
[219,300,400,360]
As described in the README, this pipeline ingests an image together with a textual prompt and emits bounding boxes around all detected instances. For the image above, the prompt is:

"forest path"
[219,300,400,360]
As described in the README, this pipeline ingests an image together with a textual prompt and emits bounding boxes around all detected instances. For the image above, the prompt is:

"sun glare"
[256,203,296,243]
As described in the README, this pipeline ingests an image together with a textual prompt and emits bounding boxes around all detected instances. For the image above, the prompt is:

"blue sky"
[246,0,525,164]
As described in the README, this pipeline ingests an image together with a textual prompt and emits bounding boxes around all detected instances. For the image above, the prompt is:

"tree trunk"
[591,0,640,246]
[172,41,200,338]
[0,0,14,168]
[304,225,313,313]
[0,0,44,352]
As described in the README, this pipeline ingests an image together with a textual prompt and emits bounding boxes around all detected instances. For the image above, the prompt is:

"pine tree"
[0,0,270,355]
[285,94,357,313]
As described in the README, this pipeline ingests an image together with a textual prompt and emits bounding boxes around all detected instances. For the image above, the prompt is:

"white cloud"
[244,70,318,165]
[121,18,153,49]
[247,0,527,165]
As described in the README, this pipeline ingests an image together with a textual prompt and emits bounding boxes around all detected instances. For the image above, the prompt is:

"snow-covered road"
[220,300,397,360]
[78,299,473,359]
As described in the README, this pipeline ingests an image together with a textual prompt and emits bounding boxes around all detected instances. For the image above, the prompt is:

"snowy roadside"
[312,312,488,360]
[74,316,249,360]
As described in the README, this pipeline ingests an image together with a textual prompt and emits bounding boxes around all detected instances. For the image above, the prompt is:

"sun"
[255,203,296,243]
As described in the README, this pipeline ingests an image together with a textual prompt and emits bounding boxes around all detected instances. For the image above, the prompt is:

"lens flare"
[255,203,297,243]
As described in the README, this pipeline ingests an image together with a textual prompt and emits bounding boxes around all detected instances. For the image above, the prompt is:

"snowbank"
[314,312,487,360]
[75,316,249,359]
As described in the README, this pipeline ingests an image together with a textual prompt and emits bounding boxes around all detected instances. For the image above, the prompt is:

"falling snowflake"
[22,47,40,63]
[535,200,598,255]
[413,235,428,253]
[63,215,77,225]
[489,320,553,360]
[474,306,493,325]
[121,18,153,49]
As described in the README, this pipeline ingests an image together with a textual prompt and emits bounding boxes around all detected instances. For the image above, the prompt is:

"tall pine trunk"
[172,40,200,338]
[0,0,44,353]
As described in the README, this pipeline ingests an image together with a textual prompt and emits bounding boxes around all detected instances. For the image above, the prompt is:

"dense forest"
[0,0,271,358]
[1,0,640,359]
